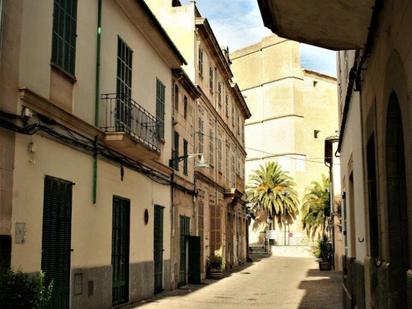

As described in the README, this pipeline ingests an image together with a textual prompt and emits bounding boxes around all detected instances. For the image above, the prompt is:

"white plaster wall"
[11,134,171,272]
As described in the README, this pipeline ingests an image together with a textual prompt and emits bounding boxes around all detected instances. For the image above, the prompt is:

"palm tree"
[246,162,299,227]
[301,175,330,239]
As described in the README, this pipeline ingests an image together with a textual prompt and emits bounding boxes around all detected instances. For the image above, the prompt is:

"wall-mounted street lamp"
[169,153,210,169]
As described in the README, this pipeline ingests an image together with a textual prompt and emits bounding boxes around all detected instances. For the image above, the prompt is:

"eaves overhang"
[195,17,233,79]
[117,0,187,68]
[257,0,374,50]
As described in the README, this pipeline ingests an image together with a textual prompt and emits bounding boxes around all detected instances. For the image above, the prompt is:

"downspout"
[93,0,102,204]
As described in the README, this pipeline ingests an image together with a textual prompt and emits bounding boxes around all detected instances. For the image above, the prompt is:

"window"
[217,139,222,173]
[217,82,222,109]
[198,118,204,154]
[183,96,188,119]
[198,47,204,76]
[174,84,179,111]
[209,66,214,93]
[231,154,235,187]
[225,95,229,118]
[226,144,230,186]
[236,151,240,175]
[116,37,133,129]
[183,139,188,175]
[172,131,179,170]
[209,129,214,166]
[237,112,240,135]
[231,104,235,127]
[51,0,78,75]
[156,79,166,139]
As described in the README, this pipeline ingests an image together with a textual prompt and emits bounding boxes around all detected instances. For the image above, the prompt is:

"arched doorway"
[385,92,410,307]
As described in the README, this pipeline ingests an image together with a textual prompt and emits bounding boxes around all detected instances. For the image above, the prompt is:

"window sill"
[51,63,77,84]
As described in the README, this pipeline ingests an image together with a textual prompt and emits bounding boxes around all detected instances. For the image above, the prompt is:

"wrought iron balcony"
[101,93,160,153]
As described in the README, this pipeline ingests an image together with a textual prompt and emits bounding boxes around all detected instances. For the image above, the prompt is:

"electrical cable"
[0,115,171,185]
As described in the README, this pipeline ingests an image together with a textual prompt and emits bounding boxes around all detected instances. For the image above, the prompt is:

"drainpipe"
[93,0,102,204]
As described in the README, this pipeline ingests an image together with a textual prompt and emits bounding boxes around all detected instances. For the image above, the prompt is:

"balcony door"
[116,37,133,131]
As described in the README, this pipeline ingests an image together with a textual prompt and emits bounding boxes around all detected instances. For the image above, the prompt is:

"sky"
[185,0,337,77]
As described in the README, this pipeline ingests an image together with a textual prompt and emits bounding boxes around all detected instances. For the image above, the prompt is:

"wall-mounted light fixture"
[169,153,210,169]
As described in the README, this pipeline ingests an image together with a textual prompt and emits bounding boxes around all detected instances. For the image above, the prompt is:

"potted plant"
[207,255,224,279]
[314,235,332,271]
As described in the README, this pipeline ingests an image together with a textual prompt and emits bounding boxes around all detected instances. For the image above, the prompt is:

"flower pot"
[318,260,332,271]
[208,268,223,279]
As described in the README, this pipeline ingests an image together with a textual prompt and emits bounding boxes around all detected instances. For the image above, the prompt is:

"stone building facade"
[230,35,338,246]
[145,0,251,278]
[258,0,412,307]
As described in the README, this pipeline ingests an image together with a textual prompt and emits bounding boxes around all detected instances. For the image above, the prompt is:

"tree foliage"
[246,162,299,227]
[301,175,330,239]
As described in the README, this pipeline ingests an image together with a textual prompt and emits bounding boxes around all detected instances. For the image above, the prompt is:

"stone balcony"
[100,93,161,161]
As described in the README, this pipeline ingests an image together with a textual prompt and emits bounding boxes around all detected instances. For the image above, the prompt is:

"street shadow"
[298,267,343,309]
[130,260,259,308]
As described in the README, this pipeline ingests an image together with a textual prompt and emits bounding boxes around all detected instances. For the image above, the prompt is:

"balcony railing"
[101,93,160,153]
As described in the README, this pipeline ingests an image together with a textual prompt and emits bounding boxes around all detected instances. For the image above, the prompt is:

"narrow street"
[134,256,343,309]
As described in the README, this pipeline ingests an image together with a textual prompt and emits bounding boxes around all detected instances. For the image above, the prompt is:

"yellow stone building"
[0,0,186,307]
[145,0,252,277]
[231,35,338,245]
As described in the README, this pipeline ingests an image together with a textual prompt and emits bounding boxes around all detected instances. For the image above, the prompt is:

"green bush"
[0,269,53,309]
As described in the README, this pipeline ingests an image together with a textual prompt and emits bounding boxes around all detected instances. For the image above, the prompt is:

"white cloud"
[190,0,337,76]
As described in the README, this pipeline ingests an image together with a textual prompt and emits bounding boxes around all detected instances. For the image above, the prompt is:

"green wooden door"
[154,205,164,293]
[41,176,73,309]
[112,196,130,306]
[187,236,201,284]
[179,216,190,286]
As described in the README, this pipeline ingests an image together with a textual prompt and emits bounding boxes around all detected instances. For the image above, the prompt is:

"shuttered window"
[183,139,189,175]
[209,66,214,93]
[209,128,214,166]
[217,82,222,108]
[226,144,230,186]
[198,47,204,76]
[172,131,179,170]
[174,84,179,111]
[51,0,78,75]
[184,96,188,119]
[116,37,133,130]
[198,118,204,154]
[156,79,166,139]
[217,139,222,173]
[179,216,190,286]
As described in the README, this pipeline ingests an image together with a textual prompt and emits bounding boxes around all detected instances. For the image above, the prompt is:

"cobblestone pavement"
[132,256,343,309]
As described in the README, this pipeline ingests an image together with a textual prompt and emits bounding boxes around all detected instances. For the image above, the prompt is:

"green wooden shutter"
[183,139,188,175]
[51,0,78,75]
[41,176,73,309]
[116,37,133,131]
[154,205,164,293]
[172,131,179,170]
[156,79,165,139]
[179,216,190,286]
[111,196,130,306]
